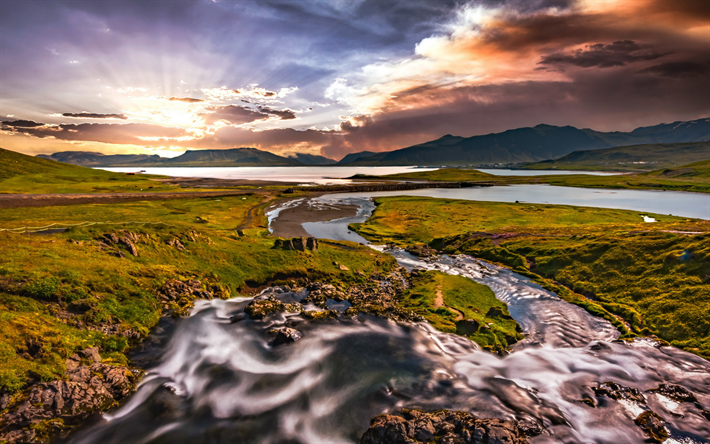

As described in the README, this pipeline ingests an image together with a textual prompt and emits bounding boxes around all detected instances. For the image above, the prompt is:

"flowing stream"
[68,196,710,444]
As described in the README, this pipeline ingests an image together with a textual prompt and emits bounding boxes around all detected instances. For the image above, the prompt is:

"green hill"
[644,159,710,180]
[39,147,306,167]
[0,147,179,194]
[524,141,710,172]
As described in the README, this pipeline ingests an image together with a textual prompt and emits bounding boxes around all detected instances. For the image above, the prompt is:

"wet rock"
[268,327,302,346]
[593,381,646,404]
[702,409,710,421]
[167,238,185,251]
[516,418,544,437]
[303,309,339,320]
[634,411,668,443]
[360,409,528,444]
[405,243,438,258]
[245,296,301,319]
[649,383,699,403]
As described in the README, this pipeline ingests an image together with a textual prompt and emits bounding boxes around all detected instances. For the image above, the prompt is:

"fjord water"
[100,166,618,184]
[68,257,710,444]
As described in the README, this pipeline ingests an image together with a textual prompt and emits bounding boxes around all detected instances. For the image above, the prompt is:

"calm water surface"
[100,166,437,184]
[475,168,621,176]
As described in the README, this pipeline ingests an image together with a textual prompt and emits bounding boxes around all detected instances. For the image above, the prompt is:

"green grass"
[363,162,710,193]
[0,195,398,394]
[0,147,193,194]
[352,196,710,358]
[402,271,522,352]
[351,196,699,244]
[523,141,710,172]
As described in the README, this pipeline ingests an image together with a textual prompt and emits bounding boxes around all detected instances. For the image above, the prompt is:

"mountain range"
[338,118,710,166]
[36,118,710,167]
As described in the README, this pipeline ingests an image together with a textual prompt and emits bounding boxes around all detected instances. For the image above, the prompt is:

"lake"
[320,185,710,220]
[101,166,620,184]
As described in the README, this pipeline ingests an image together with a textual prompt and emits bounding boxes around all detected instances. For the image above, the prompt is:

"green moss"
[401,271,523,352]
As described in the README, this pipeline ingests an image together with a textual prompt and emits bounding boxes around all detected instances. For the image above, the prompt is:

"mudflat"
[269,198,359,238]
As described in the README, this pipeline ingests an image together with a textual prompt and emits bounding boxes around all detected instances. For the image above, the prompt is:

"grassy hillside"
[0,147,180,194]
[365,163,710,193]
[351,196,710,358]
[524,141,710,172]
[0,194,398,396]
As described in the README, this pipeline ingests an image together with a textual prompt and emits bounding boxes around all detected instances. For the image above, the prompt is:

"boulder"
[649,383,698,403]
[268,327,303,346]
[634,411,668,443]
[245,296,301,319]
[360,409,528,444]
[273,237,318,252]
[593,381,646,404]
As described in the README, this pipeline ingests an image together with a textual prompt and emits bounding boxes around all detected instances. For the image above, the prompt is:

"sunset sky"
[1,0,708,160]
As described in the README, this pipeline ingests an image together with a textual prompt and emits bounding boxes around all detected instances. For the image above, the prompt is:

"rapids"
[67,196,710,444]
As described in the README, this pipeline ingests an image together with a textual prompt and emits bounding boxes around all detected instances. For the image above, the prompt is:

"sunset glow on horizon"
[1,0,708,160]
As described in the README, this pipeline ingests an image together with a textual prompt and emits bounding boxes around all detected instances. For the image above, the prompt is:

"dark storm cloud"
[258,107,297,120]
[168,97,204,103]
[5,122,188,145]
[538,41,666,69]
[62,112,128,119]
[2,120,46,128]
[637,61,710,78]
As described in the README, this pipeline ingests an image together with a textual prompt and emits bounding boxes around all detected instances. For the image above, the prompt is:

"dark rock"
[268,327,303,346]
[634,411,668,443]
[405,244,438,258]
[702,409,710,421]
[273,237,318,252]
[456,319,480,335]
[485,306,514,320]
[360,409,528,444]
[516,418,544,437]
[593,381,646,404]
[245,296,301,319]
[649,383,698,403]
[158,279,212,301]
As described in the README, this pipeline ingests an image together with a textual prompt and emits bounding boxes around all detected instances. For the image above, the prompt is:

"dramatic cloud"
[167,97,204,103]
[538,40,665,69]
[637,61,710,78]
[62,112,128,119]
[0,0,708,159]
[258,107,297,120]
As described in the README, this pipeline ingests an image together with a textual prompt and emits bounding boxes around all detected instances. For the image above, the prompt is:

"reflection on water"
[99,166,437,185]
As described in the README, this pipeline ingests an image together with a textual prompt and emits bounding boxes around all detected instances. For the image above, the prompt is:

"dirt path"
[236,194,276,231]
[0,190,257,209]
[433,287,464,321]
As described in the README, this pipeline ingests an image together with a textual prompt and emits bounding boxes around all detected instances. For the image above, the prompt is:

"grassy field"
[359,162,710,193]
[352,196,710,358]
[1,147,193,194]
[404,271,522,352]
[523,141,710,172]
[0,194,399,394]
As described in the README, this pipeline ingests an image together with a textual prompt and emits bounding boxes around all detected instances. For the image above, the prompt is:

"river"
[67,190,710,443]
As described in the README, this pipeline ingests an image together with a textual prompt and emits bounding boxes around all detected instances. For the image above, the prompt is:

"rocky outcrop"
[158,279,213,301]
[268,327,303,346]
[167,238,185,251]
[360,409,528,444]
[98,230,144,257]
[405,243,438,258]
[634,411,668,443]
[0,348,138,444]
[245,295,301,319]
[649,383,699,403]
[273,237,319,252]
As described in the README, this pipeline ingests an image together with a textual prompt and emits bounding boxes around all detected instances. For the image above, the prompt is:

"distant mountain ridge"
[342,118,710,166]
[287,153,336,165]
[524,141,710,171]
[39,148,305,167]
